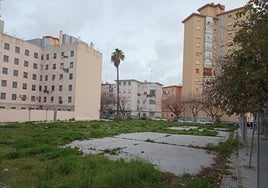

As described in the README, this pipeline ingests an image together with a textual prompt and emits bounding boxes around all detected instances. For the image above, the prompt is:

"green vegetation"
[0,120,238,187]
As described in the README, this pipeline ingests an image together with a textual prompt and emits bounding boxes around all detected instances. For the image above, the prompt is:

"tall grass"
[0,120,237,187]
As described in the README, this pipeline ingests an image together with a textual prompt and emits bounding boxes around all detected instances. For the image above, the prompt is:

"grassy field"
[0,120,238,188]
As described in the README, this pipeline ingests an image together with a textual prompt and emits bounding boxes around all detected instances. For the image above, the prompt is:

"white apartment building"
[0,19,102,121]
[101,79,163,119]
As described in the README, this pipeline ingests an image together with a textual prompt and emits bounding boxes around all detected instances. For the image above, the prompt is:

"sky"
[1,0,248,86]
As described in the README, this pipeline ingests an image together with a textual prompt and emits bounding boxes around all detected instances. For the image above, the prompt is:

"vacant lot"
[0,120,238,188]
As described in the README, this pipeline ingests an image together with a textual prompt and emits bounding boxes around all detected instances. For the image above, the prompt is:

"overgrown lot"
[0,120,238,188]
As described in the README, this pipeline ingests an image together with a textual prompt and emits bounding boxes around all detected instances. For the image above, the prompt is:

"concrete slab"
[66,132,229,176]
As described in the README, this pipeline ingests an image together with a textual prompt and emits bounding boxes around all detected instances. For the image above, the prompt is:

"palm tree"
[111,48,125,118]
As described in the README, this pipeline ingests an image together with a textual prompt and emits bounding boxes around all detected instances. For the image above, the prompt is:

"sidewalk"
[221,128,268,188]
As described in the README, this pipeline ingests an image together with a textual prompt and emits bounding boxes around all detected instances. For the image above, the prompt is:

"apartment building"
[162,85,183,121]
[182,3,244,96]
[0,19,102,120]
[101,79,163,119]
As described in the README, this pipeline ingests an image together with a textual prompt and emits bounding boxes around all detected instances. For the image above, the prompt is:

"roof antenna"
[0,0,3,18]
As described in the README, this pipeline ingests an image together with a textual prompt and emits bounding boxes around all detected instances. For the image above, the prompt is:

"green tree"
[212,0,268,115]
[111,49,125,118]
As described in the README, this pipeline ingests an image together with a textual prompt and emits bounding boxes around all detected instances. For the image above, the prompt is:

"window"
[13,70,18,76]
[51,85,55,91]
[4,43,10,50]
[31,96,35,102]
[14,58,19,65]
[15,46,20,53]
[11,94,16,100]
[23,72,28,78]
[59,96,63,104]
[149,90,156,97]
[52,74,56,80]
[59,85,63,91]
[128,82,131,85]
[228,14,232,18]
[0,93,6,99]
[53,53,57,59]
[70,50,74,57]
[61,52,64,57]
[196,52,202,56]
[196,17,201,21]
[12,82,17,88]
[32,74,37,80]
[46,54,49,60]
[149,100,155,104]
[33,63,38,69]
[39,86,42,92]
[2,67,8,74]
[32,85,36,91]
[196,34,201,39]
[24,61,29,67]
[40,75,42,81]
[34,52,38,59]
[195,60,200,65]
[204,68,212,76]
[3,55,9,62]
[60,63,64,68]
[44,97,47,103]
[196,68,199,73]
[196,43,200,47]
[68,85,72,91]
[51,96,54,102]
[195,78,199,82]
[1,80,7,87]
[68,96,72,103]
[69,73,73,80]
[21,95,26,101]
[70,62,74,68]
[25,49,30,56]
[22,83,27,90]
[196,26,201,30]
[45,64,49,70]
[45,75,48,81]
[53,64,56,70]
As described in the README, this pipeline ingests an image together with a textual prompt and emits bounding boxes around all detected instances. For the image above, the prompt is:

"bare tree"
[163,94,184,118]
[183,93,204,122]
[100,91,115,118]
[202,96,225,123]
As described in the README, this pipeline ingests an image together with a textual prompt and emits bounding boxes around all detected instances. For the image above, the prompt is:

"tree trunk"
[116,67,120,118]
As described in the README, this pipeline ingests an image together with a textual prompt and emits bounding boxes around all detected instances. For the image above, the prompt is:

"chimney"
[0,19,4,33]
[59,30,63,45]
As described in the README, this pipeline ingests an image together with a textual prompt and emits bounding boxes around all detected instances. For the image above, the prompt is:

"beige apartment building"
[0,19,102,121]
[182,3,244,96]
[101,79,163,119]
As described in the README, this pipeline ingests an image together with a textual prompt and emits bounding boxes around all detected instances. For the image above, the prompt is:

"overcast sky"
[1,0,247,86]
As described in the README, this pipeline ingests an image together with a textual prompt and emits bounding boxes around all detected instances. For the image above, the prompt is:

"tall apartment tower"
[182,3,244,96]
[0,20,102,120]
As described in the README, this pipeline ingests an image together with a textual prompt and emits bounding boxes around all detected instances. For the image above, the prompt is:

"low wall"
[0,109,75,122]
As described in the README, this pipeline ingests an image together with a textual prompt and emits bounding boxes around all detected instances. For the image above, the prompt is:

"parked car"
[152,117,167,121]
[197,119,213,124]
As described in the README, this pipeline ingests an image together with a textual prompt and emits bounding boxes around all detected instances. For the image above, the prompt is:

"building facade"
[101,79,163,119]
[0,20,102,120]
[182,3,244,96]
[162,85,183,121]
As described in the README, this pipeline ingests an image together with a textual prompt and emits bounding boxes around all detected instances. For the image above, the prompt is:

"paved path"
[221,128,268,188]
[67,130,229,176]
